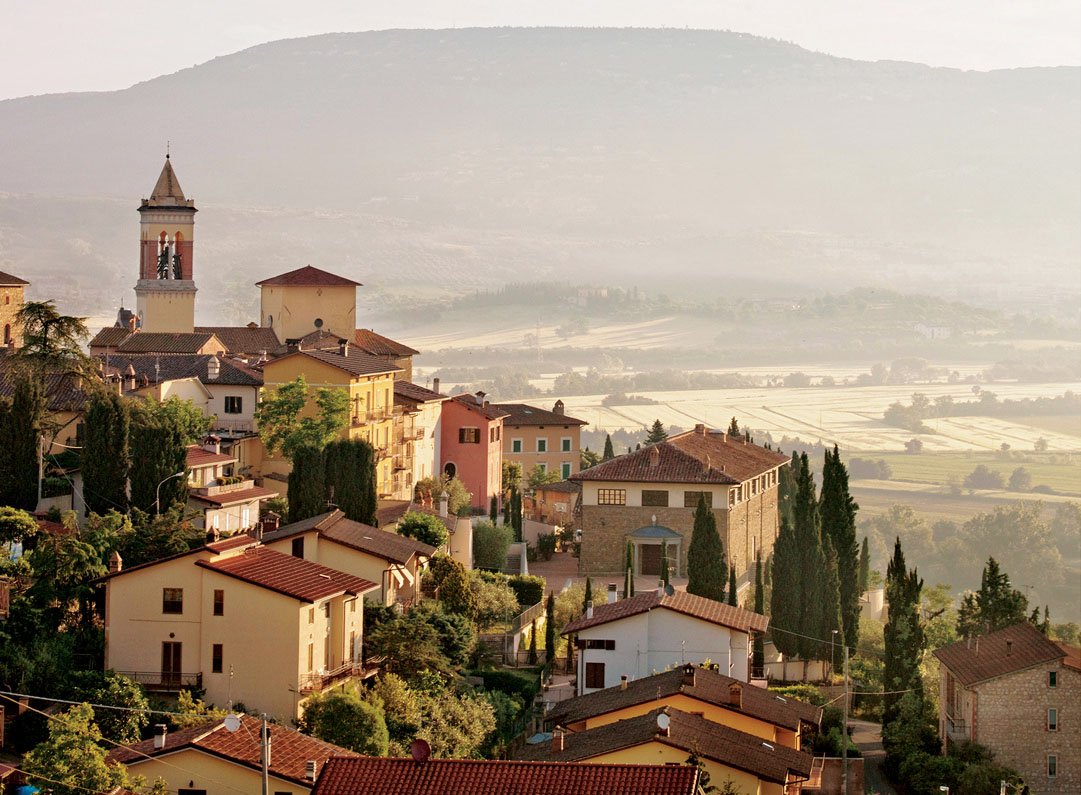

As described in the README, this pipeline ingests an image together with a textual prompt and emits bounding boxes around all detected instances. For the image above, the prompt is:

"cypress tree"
[687,496,725,601]
[777,451,798,530]
[489,495,498,523]
[502,492,512,526]
[528,619,538,665]
[602,434,615,461]
[727,416,740,436]
[770,517,802,658]
[288,444,326,523]
[83,389,131,515]
[545,592,556,665]
[820,543,844,669]
[753,553,765,675]
[0,374,44,510]
[883,537,925,727]
[623,542,635,598]
[727,565,738,606]
[792,453,824,660]
[324,439,377,525]
[511,489,523,541]
[583,576,593,610]
[659,541,670,586]
[820,446,860,652]
[128,416,188,514]
[858,536,870,595]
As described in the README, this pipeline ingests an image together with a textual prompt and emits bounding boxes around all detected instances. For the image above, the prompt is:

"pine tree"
[858,536,870,595]
[0,373,45,510]
[727,416,740,436]
[753,553,765,676]
[489,495,498,523]
[659,541,670,586]
[645,419,668,445]
[602,434,615,461]
[820,445,860,652]
[687,496,725,601]
[883,537,925,727]
[727,565,738,606]
[288,444,326,523]
[83,389,131,515]
[770,517,802,658]
[956,557,1029,638]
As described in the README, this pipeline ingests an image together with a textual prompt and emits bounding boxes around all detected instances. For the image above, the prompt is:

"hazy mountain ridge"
[0,28,1077,321]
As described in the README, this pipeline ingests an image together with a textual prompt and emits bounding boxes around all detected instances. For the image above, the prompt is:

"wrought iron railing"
[114,670,202,690]
[298,661,364,693]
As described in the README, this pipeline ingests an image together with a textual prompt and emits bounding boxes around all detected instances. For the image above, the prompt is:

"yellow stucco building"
[257,265,360,342]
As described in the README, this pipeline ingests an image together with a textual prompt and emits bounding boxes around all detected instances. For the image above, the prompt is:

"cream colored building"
[393,380,448,501]
[257,265,359,343]
[495,399,587,484]
[185,443,275,534]
[101,536,378,721]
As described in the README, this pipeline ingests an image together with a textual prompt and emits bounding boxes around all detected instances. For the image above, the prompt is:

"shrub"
[472,520,512,570]
[507,574,546,607]
[769,684,827,706]
[467,669,541,702]
[398,511,450,549]
[536,532,558,560]
[470,571,520,627]
[963,464,1005,490]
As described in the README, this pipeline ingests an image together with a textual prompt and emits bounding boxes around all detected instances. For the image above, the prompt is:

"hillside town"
[0,157,1076,795]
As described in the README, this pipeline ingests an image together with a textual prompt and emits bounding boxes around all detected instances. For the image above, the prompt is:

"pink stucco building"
[440,392,507,510]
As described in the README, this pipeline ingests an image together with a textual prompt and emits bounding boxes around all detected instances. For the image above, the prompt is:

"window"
[162,588,183,614]
[223,396,243,414]
[291,538,304,558]
[212,644,223,673]
[1048,708,1058,731]
[348,598,356,613]
[512,439,523,453]
[459,427,480,444]
[348,630,356,661]
[537,438,548,453]
[684,491,713,508]
[585,662,606,689]
[489,427,497,443]
[561,437,572,452]
[213,589,224,616]
[1049,670,1058,687]
[1048,755,1058,778]
[307,643,314,672]
[308,607,315,624]
[729,488,737,507]
[561,462,572,479]
[642,490,669,507]
[597,489,626,506]
[583,639,615,650]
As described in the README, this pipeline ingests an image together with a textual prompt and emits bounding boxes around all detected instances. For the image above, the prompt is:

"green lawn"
[861,452,1081,497]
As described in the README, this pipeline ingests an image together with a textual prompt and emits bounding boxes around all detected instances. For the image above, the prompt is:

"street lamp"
[939,787,949,794]
[155,471,186,515]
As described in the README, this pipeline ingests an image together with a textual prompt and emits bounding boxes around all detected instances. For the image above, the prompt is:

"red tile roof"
[1056,641,1080,672]
[572,428,789,485]
[195,546,378,603]
[312,757,699,795]
[0,270,29,286]
[518,707,811,785]
[279,347,401,377]
[394,380,448,404]
[189,486,278,506]
[194,325,281,355]
[934,622,1068,687]
[89,327,134,349]
[491,402,588,427]
[353,328,419,357]
[112,332,224,355]
[100,353,263,387]
[546,665,821,731]
[263,509,435,565]
[186,445,236,468]
[451,393,510,421]
[109,714,357,785]
[563,590,768,636]
[256,265,361,287]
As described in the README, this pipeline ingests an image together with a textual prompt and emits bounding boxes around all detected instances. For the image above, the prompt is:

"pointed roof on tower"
[140,155,197,210]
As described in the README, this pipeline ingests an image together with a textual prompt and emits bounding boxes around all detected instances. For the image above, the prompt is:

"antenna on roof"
[166,141,170,158]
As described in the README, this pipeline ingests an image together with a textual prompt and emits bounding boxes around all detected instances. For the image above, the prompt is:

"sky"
[1,0,1079,100]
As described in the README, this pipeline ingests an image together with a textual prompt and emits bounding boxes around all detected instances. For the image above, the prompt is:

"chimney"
[261,512,281,535]
[682,664,696,688]
[203,434,221,455]
[338,339,349,357]
[553,399,565,415]
[438,493,448,518]
[649,445,660,468]
[607,583,618,604]
[108,550,123,573]
[695,423,707,435]
[153,724,168,750]
[305,760,318,781]
[585,601,593,619]
[475,390,486,406]
[1006,640,1013,656]
[729,684,743,709]
[721,432,727,443]
[125,363,137,392]
[206,355,220,380]
[432,377,440,394]
[620,675,629,690]
[128,316,137,331]
[552,729,565,753]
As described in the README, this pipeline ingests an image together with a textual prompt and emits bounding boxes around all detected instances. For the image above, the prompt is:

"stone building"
[934,622,1080,794]
[571,425,788,590]
[0,270,28,349]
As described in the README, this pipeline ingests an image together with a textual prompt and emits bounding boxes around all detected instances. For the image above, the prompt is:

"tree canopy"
[255,375,349,460]
[687,496,725,602]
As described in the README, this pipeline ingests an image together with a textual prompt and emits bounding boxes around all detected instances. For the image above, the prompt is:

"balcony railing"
[115,670,202,691]
[298,661,365,693]
[945,715,969,742]
[213,417,254,433]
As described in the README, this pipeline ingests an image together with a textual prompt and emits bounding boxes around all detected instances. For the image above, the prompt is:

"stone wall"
[0,285,24,348]
[972,662,1079,794]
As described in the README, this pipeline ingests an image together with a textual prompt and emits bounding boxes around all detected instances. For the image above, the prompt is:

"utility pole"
[842,639,850,795]
[261,714,270,795]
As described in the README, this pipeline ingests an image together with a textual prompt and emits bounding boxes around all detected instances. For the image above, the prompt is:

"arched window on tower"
[3,324,11,345]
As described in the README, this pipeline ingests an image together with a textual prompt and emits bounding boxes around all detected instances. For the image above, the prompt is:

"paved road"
[849,719,896,795]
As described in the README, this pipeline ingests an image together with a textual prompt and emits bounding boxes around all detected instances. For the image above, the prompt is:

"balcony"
[213,417,254,433]
[298,661,366,693]
[192,479,256,498]
[945,715,969,743]
[115,670,202,692]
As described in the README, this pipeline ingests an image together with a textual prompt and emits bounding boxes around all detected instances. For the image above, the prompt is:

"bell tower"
[134,155,197,332]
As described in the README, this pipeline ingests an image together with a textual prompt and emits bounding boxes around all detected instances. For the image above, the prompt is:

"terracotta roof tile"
[0,365,91,412]
[109,714,356,784]
[451,393,509,421]
[536,480,581,494]
[0,270,29,286]
[563,590,768,635]
[186,445,236,468]
[546,666,821,732]
[114,332,223,355]
[518,707,811,785]
[256,265,361,287]
[194,326,280,355]
[1055,641,1080,672]
[353,328,420,357]
[572,429,788,485]
[264,509,435,565]
[312,757,699,795]
[189,486,277,506]
[492,402,588,427]
[394,380,448,404]
[97,353,263,387]
[89,327,134,349]
[286,347,401,377]
[934,622,1069,687]
[195,546,378,602]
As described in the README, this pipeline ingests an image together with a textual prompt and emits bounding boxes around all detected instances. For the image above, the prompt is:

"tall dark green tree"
[727,565,738,606]
[323,439,377,525]
[128,414,188,514]
[770,522,802,658]
[82,390,130,515]
[956,557,1029,638]
[489,495,498,523]
[644,419,668,445]
[820,544,844,669]
[820,445,860,651]
[792,452,825,661]
[288,444,326,523]
[623,541,635,598]
[602,434,615,461]
[777,451,798,530]
[687,496,725,601]
[752,553,765,675]
[727,416,741,436]
[544,592,556,666]
[527,620,538,665]
[0,374,45,510]
[510,489,523,541]
[883,537,925,728]
[659,541,670,586]
[583,576,593,610]
[858,536,870,595]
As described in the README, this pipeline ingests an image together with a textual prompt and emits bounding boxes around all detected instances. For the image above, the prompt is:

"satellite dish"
[656,713,671,732]
[223,713,242,733]
[664,583,675,596]
[410,738,431,763]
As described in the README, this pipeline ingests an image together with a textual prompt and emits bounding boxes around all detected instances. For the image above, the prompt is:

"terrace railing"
[115,671,202,691]
[298,661,365,693]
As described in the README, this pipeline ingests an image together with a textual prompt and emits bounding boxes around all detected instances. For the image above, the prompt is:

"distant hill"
[0,28,1077,324]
